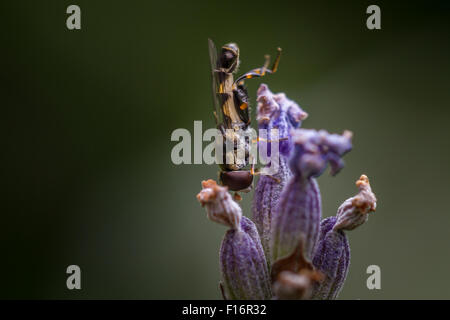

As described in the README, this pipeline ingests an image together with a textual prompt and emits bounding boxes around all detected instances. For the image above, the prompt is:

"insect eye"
[224,51,234,60]
[220,50,237,69]
[220,171,253,192]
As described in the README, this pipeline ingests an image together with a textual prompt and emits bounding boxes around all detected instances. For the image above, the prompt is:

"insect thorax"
[221,125,253,171]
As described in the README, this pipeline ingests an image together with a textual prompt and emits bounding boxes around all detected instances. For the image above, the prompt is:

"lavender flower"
[197,180,272,300]
[272,91,308,131]
[220,216,272,300]
[310,216,348,300]
[255,84,308,159]
[270,129,353,263]
[197,85,379,300]
[311,175,377,299]
[252,84,308,261]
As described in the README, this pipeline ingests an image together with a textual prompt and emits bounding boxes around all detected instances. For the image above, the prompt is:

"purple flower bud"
[270,177,321,262]
[289,129,353,178]
[252,160,290,262]
[253,85,308,261]
[256,84,308,158]
[197,180,271,300]
[310,216,349,300]
[271,129,352,263]
[272,91,308,130]
[220,216,272,300]
[311,175,377,299]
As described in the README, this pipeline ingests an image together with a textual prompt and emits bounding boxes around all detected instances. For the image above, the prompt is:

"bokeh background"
[2,0,450,299]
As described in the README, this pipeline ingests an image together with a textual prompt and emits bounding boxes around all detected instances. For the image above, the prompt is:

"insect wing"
[208,38,224,127]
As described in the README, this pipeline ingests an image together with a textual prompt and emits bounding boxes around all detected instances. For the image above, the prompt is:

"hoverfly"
[208,39,281,198]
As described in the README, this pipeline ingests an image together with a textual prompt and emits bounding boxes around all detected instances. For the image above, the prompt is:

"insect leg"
[251,166,281,183]
[251,137,289,143]
[234,47,282,85]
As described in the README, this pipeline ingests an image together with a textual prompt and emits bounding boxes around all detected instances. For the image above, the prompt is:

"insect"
[208,39,281,198]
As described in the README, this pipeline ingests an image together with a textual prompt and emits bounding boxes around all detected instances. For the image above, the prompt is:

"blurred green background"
[2,0,450,299]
